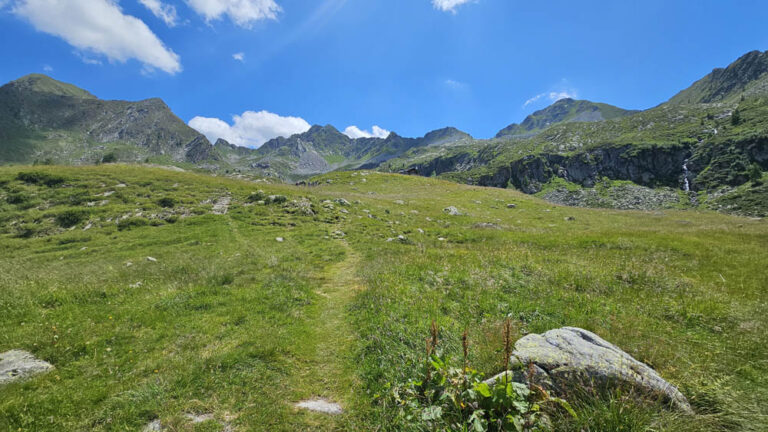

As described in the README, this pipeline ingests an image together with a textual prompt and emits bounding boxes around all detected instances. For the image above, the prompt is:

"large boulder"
[487,327,692,413]
[0,350,54,385]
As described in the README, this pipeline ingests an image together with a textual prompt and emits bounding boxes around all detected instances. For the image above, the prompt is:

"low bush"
[387,321,575,431]
[117,217,149,231]
[54,209,88,228]
[157,197,176,208]
[16,171,66,187]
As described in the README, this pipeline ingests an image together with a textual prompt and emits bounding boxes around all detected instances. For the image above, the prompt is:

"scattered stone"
[564,216,575,221]
[0,350,54,385]
[394,200,405,205]
[83,223,92,231]
[116,183,127,188]
[80,247,88,251]
[130,282,143,289]
[507,203,517,209]
[276,237,284,243]
[443,206,462,216]
[143,414,232,432]
[417,228,424,234]
[473,223,501,229]
[397,235,407,242]
[331,230,346,239]
[386,238,394,242]
[438,237,446,241]
[486,327,692,413]
[212,196,231,215]
[125,262,133,267]
[143,420,163,432]
[335,198,351,206]
[146,257,158,263]
[296,399,343,415]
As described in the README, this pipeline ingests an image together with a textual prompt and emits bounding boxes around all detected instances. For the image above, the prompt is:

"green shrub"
[387,322,575,431]
[117,217,149,231]
[6,192,28,205]
[157,197,176,208]
[55,209,88,228]
[101,153,118,164]
[15,224,38,238]
[268,194,287,204]
[246,190,267,203]
[16,171,66,187]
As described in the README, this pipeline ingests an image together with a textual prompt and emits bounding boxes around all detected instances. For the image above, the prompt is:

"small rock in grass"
[0,350,54,385]
[438,237,446,241]
[565,216,575,221]
[507,203,517,209]
[296,399,343,415]
[443,206,462,216]
[276,237,284,243]
[116,183,127,188]
[417,228,424,234]
[146,257,158,262]
[130,282,143,288]
[335,198,351,206]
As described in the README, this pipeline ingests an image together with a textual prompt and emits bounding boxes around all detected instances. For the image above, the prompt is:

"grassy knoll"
[0,165,766,431]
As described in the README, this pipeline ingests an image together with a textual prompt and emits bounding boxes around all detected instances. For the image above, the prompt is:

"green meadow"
[1,165,766,431]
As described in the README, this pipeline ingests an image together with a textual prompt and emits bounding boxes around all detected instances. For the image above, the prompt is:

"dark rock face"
[467,144,692,194]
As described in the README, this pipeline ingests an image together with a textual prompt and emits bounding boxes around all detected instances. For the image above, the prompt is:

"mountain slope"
[495,98,638,138]
[230,125,474,179]
[668,50,768,105]
[380,51,768,215]
[0,74,217,165]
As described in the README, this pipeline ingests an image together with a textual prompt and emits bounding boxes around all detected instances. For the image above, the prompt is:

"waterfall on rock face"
[683,160,690,192]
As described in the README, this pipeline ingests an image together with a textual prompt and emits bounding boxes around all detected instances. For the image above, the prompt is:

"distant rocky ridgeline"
[1,50,767,215]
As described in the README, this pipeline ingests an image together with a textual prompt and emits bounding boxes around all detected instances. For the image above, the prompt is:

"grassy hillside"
[0,165,766,431]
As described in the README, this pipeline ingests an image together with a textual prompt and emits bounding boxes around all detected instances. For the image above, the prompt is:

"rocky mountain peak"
[668,50,768,104]
[6,74,96,99]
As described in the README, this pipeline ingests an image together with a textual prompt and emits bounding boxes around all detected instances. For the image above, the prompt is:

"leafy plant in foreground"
[387,321,576,431]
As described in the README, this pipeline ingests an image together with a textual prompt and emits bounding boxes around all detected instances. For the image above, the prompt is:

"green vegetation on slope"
[1,166,766,431]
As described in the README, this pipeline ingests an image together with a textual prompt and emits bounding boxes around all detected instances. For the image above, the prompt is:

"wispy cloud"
[42,64,53,73]
[186,0,281,28]
[189,110,311,148]
[343,125,390,139]
[232,52,245,62]
[138,0,178,27]
[523,90,578,107]
[13,0,181,74]
[444,78,468,90]
[432,0,475,14]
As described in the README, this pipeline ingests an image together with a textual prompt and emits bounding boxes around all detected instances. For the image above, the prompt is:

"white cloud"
[343,125,391,139]
[233,52,245,62]
[189,110,311,148]
[13,0,181,74]
[524,90,579,107]
[42,64,53,73]
[432,0,474,14]
[139,0,178,27]
[186,0,281,28]
[444,79,467,90]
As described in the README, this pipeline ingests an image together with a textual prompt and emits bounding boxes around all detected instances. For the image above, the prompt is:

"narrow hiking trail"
[291,236,365,430]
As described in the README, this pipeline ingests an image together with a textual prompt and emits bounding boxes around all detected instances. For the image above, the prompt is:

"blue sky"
[1,0,767,147]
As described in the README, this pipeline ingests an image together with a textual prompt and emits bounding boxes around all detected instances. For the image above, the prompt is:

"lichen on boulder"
[486,327,692,413]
